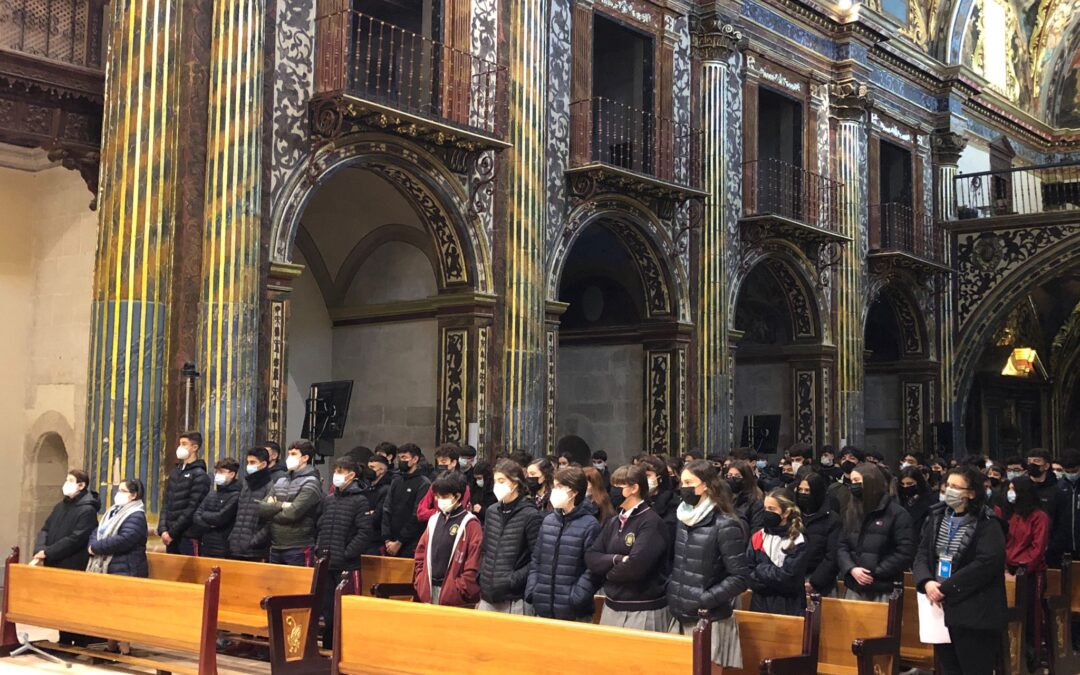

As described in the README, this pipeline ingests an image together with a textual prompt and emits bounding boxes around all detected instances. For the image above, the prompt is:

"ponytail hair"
[767,488,804,554]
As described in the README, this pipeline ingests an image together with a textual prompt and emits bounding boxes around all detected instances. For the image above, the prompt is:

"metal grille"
[0,0,103,68]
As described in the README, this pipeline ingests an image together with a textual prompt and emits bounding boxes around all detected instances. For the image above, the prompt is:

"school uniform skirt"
[844,587,890,603]
[476,598,534,615]
[669,615,742,668]
[599,604,671,632]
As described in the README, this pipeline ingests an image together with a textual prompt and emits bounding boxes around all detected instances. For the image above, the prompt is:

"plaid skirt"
[669,615,742,668]
[599,604,671,632]
[476,598,534,616]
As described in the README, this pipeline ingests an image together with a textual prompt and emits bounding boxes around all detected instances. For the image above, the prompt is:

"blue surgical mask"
[246,464,259,475]
[1067,472,1080,483]
[1006,471,1021,481]
[986,488,993,499]
[476,478,485,489]
[938,492,946,503]
[755,460,766,470]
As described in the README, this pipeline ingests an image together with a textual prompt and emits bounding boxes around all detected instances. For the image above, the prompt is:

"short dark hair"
[683,450,704,460]
[820,445,836,456]
[554,466,588,506]
[374,442,398,458]
[788,444,811,461]
[611,464,648,498]
[397,443,422,460]
[263,441,281,456]
[215,457,239,473]
[432,471,468,499]
[1061,448,1080,470]
[122,478,145,501]
[180,431,203,449]
[1028,448,1052,462]
[434,443,460,462]
[334,456,360,474]
[840,446,865,463]
[1004,455,1023,467]
[68,469,89,487]
[591,450,608,461]
[367,454,389,467]
[246,447,270,463]
[946,466,987,512]
[510,449,534,467]
[289,439,316,459]
[459,445,477,458]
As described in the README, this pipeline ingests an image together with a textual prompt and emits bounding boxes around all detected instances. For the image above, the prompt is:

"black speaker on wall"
[931,422,953,455]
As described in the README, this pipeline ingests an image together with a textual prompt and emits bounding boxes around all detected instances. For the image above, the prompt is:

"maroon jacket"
[413,510,482,606]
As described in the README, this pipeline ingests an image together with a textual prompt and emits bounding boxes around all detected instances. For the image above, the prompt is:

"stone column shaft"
[932,131,966,428]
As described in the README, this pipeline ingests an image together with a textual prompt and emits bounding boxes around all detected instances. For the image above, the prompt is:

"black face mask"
[900,484,918,500]
[680,486,702,506]
[397,460,411,474]
[780,473,795,484]
[989,476,1001,488]
[727,477,744,493]
[1027,463,1044,478]
[526,477,541,493]
[434,466,449,477]
[842,460,857,475]
[363,468,377,483]
[762,510,783,530]
[849,483,864,499]
[796,493,817,515]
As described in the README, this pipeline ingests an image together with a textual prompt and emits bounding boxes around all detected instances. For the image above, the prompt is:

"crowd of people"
[30,434,1080,674]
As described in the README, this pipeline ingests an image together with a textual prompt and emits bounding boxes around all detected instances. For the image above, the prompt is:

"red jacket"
[413,510,482,606]
[416,483,471,524]
[1006,510,1050,573]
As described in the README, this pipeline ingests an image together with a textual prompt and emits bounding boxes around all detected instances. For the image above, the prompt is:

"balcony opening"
[875,140,915,252]
[753,88,806,221]
[589,14,655,173]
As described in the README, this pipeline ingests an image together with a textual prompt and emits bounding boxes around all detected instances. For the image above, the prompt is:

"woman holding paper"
[912,465,1007,675]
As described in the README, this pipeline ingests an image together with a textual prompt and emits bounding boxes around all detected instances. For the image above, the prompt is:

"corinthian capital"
[829,79,872,122]
[931,131,967,166]
[691,17,747,62]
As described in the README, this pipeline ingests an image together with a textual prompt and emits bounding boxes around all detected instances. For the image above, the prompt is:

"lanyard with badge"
[937,515,961,579]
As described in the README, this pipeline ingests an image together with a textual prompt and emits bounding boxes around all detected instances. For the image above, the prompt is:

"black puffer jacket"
[316,480,375,570]
[526,505,601,620]
[191,478,241,557]
[34,490,100,571]
[159,459,211,540]
[734,493,766,531]
[479,495,543,604]
[802,509,842,595]
[230,468,274,560]
[360,474,392,552]
[650,489,679,553]
[381,470,430,556]
[667,508,751,622]
[837,494,916,596]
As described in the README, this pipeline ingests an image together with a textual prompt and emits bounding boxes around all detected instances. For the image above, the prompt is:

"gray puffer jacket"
[667,507,751,622]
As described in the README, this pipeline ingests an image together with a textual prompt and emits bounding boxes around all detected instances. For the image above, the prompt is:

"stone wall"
[865,372,902,463]
[733,362,792,455]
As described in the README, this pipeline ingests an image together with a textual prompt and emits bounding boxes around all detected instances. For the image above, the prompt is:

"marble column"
[499,0,547,452]
[85,0,188,511]
[195,0,266,466]
[829,79,872,447]
[932,130,966,431]
[692,20,743,453]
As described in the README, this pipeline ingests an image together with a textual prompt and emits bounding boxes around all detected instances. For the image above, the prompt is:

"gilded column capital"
[932,130,967,166]
[829,79,872,123]
[691,18,747,62]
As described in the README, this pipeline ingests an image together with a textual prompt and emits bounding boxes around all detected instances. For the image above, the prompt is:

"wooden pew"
[728,595,822,675]
[358,554,413,596]
[331,585,713,675]
[1045,556,1080,675]
[1003,571,1036,675]
[0,548,220,674]
[819,585,903,675]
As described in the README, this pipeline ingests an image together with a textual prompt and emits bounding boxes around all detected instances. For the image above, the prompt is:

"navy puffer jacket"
[88,507,148,577]
[526,504,601,620]
[667,508,750,622]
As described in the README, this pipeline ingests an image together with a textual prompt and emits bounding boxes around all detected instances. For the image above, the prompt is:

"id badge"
[937,556,953,580]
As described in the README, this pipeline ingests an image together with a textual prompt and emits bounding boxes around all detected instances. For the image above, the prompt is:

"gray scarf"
[86,500,144,574]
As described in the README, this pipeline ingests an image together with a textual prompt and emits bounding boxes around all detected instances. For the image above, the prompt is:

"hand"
[386,540,402,556]
[925,580,945,604]
[805,580,814,594]
[87,545,94,556]
[160,532,173,546]
[1005,572,1016,583]
[851,567,875,586]
[33,551,45,562]
[281,502,292,509]
[472,503,482,513]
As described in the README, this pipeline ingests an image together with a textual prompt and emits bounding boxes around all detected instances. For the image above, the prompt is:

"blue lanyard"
[946,514,962,548]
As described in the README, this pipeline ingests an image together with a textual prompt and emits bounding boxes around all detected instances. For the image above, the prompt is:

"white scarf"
[87,500,144,575]
[677,498,716,526]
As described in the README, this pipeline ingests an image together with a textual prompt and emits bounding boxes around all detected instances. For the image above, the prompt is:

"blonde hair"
[767,489,804,554]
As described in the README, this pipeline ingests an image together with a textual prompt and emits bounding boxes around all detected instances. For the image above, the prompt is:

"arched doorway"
[732,256,829,456]
[27,432,69,552]
[551,210,687,466]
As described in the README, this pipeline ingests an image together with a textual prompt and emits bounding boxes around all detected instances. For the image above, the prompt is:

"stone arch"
[270,132,492,295]
[865,281,930,359]
[18,411,78,559]
[731,243,826,343]
[548,196,690,323]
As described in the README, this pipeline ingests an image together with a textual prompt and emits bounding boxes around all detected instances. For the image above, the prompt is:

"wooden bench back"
[901,576,1017,665]
[728,609,809,675]
[358,555,413,595]
[820,596,891,669]
[333,594,699,675]
[4,562,217,656]
[147,551,314,618]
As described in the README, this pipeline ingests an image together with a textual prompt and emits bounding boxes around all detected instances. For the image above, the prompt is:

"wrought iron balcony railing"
[569,96,701,189]
[314,9,505,139]
[953,161,1080,220]
[0,0,103,68]
[742,158,843,234]
[870,202,944,264]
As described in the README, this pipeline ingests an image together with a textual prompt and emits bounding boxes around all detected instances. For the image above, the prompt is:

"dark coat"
[667,509,751,622]
[479,495,543,604]
[191,478,241,557]
[802,509,841,595]
[159,459,211,540]
[34,490,100,571]
[526,505,601,620]
[229,468,274,560]
[89,507,148,577]
[837,494,917,596]
[360,474,392,551]
[650,489,679,553]
[901,490,939,541]
[585,504,670,611]
[747,529,810,616]
[381,470,430,556]
[734,493,766,531]
[316,480,375,570]
[913,506,1007,631]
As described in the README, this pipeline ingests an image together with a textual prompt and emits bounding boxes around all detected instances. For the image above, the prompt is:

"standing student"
[726,460,765,531]
[158,431,211,555]
[583,466,615,525]
[258,440,324,566]
[468,459,497,523]
[837,462,916,602]
[639,455,678,547]
[416,444,471,524]
[363,454,392,551]
[88,479,148,656]
[591,450,611,488]
[898,466,938,538]
[526,458,555,512]
[667,460,751,671]
[413,472,482,606]
[230,447,275,561]
[317,457,375,648]
[478,460,543,614]
[191,458,241,558]
[586,465,671,630]
[382,443,431,558]
[1006,475,1051,670]
[796,472,841,597]
[264,441,288,484]
[913,466,1007,675]
[526,467,601,621]
[818,446,842,483]
[747,489,808,616]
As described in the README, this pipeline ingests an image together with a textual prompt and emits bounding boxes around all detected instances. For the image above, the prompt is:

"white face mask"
[214,473,230,487]
[286,455,301,471]
[62,481,79,498]
[821,457,834,467]
[476,478,485,489]
[647,476,659,493]
[332,473,350,489]
[176,446,190,461]
[458,457,472,469]
[493,482,513,503]
[246,464,260,475]
[1007,490,1017,503]
[549,487,573,511]
[593,462,606,471]
[900,461,913,470]
[437,497,456,514]
[114,492,131,507]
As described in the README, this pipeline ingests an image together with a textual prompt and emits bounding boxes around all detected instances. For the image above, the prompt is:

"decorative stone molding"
[690,18,747,62]
[931,130,967,166]
[828,79,872,122]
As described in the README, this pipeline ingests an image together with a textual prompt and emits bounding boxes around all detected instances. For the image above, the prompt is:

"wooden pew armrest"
[763,653,818,675]
[853,635,898,656]
[370,583,418,600]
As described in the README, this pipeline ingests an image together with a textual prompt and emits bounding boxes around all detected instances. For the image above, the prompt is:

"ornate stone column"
[829,79,872,447]
[692,19,744,453]
[932,130,966,429]
[85,0,189,511]
[195,0,267,465]
[498,0,547,452]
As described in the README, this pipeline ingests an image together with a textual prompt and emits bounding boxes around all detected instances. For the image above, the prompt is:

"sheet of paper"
[917,591,951,644]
